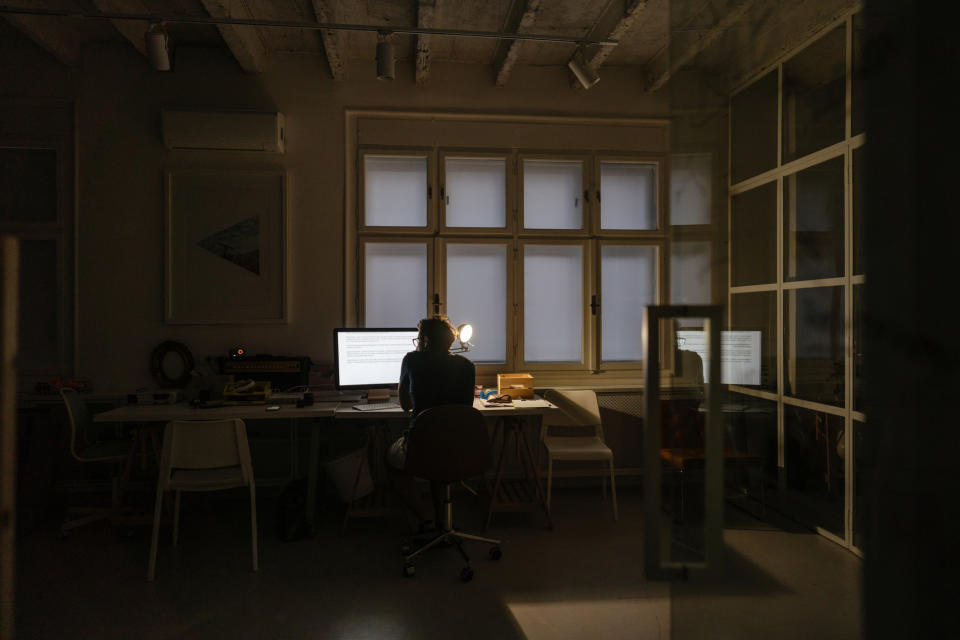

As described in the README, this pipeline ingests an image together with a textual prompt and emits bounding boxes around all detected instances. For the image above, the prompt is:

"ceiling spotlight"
[376,31,395,81]
[568,49,599,89]
[145,21,171,71]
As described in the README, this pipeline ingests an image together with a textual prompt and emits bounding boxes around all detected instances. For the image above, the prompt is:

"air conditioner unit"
[161,109,285,153]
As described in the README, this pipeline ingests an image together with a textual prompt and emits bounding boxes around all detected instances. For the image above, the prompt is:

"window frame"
[358,236,435,328]
[438,149,515,236]
[518,153,592,237]
[593,154,666,237]
[358,147,437,235]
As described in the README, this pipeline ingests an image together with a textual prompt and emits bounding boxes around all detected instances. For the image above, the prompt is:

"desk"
[93,402,340,526]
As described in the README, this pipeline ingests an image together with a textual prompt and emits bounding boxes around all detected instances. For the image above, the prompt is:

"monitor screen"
[676,330,762,386]
[334,328,418,389]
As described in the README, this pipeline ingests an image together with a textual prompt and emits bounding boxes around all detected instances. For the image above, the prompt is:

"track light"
[568,49,599,89]
[145,21,170,71]
[376,31,395,81]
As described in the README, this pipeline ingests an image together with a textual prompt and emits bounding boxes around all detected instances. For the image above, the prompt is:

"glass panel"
[784,405,845,537]
[852,12,865,137]
[523,245,582,362]
[522,159,583,230]
[731,70,778,184]
[731,182,777,286]
[730,291,777,393]
[784,286,845,406]
[670,154,711,226]
[444,157,506,228]
[782,27,845,163]
[783,156,844,281]
[446,244,507,364]
[363,155,428,227]
[600,162,657,230]
[853,284,864,413]
[601,245,657,362]
[728,393,779,516]
[853,419,871,549]
[0,148,57,222]
[19,237,59,373]
[853,146,865,275]
[364,242,427,327]
[670,240,711,305]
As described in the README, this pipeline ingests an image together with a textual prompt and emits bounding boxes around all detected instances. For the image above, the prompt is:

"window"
[362,154,431,229]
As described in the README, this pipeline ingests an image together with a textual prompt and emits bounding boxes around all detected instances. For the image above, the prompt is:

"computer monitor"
[333,328,418,391]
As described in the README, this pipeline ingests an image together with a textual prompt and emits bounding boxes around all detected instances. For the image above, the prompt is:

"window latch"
[590,294,600,315]
[432,293,441,315]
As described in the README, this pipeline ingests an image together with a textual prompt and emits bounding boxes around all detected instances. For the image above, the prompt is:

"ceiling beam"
[310,0,345,80]
[415,0,435,86]
[643,0,757,93]
[92,0,149,57]
[579,0,650,78]
[492,0,540,87]
[1,8,82,67]
[200,0,265,74]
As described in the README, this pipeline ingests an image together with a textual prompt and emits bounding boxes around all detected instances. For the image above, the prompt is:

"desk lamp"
[451,323,474,353]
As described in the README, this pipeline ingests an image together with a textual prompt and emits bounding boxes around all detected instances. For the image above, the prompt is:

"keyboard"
[352,401,402,411]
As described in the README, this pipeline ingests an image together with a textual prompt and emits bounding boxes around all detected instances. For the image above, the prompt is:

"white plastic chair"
[148,418,257,581]
[541,389,618,520]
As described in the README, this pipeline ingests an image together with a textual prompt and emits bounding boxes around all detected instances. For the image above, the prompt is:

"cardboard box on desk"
[497,373,534,399]
[223,380,271,405]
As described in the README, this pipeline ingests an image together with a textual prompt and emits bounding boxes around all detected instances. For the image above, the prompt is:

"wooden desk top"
[93,402,341,423]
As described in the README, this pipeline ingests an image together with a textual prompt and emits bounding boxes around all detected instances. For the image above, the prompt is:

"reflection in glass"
[600,162,657,230]
[783,156,844,281]
[523,160,583,230]
[729,394,778,511]
[784,286,845,406]
[670,154,711,226]
[784,405,845,537]
[444,157,506,228]
[853,420,871,549]
[364,156,428,227]
[671,240,711,305]
[853,284,864,413]
[0,148,58,222]
[731,182,777,286]
[731,291,777,393]
[20,238,59,372]
[853,146,865,275]
[782,26,845,163]
[852,12,865,137]
[731,70,778,184]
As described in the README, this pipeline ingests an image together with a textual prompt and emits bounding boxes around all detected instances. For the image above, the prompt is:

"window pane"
[363,155,427,227]
[784,286,845,406]
[782,27,845,163]
[364,242,426,327]
[523,160,582,229]
[446,244,507,364]
[783,156,844,281]
[853,419,871,549]
[670,154,711,225]
[731,291,777,393]
[0,148,57,222]
[601,245,656,362]
[853,284,864,413]
[600,162,656,230]
[731,70,778,184]
[671,240,711,305]
[444,157,506,228]
[853,146,865,276]
[524,245,582,362]
[785,405,845,537]
[729,393,779,511]
[19,237,59,373]
[731,182,777,286]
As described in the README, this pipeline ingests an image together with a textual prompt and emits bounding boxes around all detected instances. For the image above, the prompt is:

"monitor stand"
[366,388,391,402]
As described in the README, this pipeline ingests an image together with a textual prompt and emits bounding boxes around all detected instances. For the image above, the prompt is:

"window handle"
[596,190,601,203]
[583,190,590,203]
[432,293,441,315]
[591,295,600,315]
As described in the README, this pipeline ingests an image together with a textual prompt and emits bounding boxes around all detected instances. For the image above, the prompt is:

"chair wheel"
[400,543,412,555]
[460,567,474,582]
[403,563,415,577]
[489,546,502,561]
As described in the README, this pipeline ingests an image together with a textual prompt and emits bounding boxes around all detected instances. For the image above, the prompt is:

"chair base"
[401,527,501,581]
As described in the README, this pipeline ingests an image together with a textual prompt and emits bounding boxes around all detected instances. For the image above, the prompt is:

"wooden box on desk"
[497,373,534,399]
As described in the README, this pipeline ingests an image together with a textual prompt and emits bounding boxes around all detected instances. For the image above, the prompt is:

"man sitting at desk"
[386,315,475,529]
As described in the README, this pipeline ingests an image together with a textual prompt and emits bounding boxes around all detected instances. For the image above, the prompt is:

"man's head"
[417,315,457,352]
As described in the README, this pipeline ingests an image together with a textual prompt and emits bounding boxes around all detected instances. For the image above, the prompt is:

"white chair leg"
[546,457,553,510]
[172,490,181,547]
[249,483,259,572]
[609,459,618,521]
[147,484,165,581]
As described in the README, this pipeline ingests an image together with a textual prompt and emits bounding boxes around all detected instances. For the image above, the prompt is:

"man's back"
[401,350,475,420]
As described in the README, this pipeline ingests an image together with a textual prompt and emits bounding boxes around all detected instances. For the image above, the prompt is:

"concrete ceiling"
[1,0,858,90]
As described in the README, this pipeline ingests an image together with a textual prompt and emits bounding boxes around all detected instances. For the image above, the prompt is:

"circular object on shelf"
[150,340,195,389]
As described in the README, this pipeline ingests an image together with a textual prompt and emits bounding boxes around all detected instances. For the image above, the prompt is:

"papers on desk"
[479,397,556,409]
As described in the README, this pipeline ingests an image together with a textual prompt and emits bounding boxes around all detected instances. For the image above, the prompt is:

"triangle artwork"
[197,216,261,275]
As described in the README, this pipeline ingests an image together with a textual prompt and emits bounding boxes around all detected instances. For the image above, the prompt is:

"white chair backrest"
[159,419,252,486]
[543,389,603,439]
[60,388,91,461]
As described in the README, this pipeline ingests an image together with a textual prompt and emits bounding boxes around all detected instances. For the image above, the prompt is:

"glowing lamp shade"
[457,323,473,344]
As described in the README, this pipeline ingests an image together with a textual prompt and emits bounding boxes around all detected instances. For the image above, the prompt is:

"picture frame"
[164,169,287,324]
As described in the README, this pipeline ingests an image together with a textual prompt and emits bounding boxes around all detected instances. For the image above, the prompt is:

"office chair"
[540,389,618,520]
[59,388,136,536]
[148,418,258,581]
[401,405,501,582]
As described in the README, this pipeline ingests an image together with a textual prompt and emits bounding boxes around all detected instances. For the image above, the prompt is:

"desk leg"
[306,420,322,527]
[289,419,299,482]
[485,419,510,531]
[516,421,553,530]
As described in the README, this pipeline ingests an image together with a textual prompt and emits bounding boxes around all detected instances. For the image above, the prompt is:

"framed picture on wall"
[164,169,287,324]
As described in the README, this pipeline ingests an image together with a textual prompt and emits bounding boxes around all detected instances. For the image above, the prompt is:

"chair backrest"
[542,389,604,439]
[404,405,491,484]
[60,388,91,461]
[158,419,253,486]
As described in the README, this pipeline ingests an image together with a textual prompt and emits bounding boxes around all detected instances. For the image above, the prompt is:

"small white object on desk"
[351,401,402,411]
[512,398,555,409]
